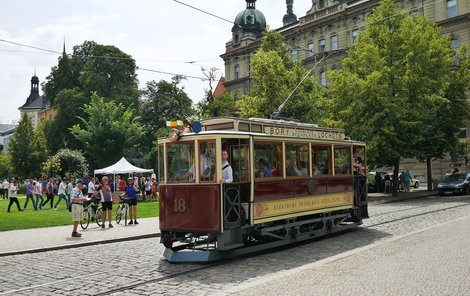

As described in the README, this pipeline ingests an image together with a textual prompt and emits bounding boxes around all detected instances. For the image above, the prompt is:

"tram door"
[353,145,368,219]
[222,138,250,228]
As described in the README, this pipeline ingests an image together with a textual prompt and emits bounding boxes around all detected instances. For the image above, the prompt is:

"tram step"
[219,242,245,251]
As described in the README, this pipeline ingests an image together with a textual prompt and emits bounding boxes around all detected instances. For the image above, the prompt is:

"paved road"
[1,194,469,295]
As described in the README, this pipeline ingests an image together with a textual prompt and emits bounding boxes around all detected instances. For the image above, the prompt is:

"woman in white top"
[219,150,233,184]
[7,181,23,212]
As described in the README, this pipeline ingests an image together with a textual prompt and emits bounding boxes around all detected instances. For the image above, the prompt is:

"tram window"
[158,144,164,182]
[167,142,195,182]
[254,142,282,178]
[353,146,366,176]
[228,140,250,182]
[199,141,216,182]
[312,145,331,175]
[285,143,309,176]
[334,146,352,175]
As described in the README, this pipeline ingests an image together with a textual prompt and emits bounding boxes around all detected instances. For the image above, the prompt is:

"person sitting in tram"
[312,163,321,176]
[219,149,233,184]
[258,159,273,178]
[286,159,301,176]
[298,161,308,176]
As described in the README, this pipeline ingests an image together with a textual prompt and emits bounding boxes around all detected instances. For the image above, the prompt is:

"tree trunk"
[392,158,400,196]
[426,156,433,191]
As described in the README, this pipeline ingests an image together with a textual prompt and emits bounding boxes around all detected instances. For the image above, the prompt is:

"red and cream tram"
[158,117,368,262]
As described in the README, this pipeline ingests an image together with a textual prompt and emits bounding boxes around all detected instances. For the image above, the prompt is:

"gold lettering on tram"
[265,127,345,140]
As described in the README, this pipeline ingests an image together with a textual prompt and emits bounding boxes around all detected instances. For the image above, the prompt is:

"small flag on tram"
[166,120,185,132]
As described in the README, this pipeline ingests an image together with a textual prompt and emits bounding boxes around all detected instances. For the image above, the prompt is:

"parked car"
[437,173,470,196]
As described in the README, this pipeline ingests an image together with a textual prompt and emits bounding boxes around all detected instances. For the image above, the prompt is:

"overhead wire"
[171,0,233,24]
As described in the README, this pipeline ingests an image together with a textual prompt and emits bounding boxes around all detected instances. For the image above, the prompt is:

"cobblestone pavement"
[1,195,469,295]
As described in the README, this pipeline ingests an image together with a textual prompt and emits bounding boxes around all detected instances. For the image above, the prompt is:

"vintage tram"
[158,117,368,262]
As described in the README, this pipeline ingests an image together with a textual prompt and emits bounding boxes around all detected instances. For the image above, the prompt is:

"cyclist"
[122,177,139,225]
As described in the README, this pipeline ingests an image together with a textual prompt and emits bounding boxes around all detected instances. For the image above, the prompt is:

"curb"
[368,191,438,204]
[0,232,160,257]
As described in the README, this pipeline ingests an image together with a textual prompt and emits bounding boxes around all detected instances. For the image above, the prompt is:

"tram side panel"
[159,185,221,233]
[252,177,354,224]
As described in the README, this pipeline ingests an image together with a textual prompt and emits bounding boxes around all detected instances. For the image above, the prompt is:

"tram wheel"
[162,234,174,248]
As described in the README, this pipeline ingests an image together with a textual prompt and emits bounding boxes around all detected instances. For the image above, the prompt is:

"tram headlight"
[168,129,181,142]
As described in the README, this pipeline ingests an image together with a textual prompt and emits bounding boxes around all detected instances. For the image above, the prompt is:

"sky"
[0,0,314,124]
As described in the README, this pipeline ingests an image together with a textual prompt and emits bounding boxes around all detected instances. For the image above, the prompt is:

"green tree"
[44,41,139,108]
[327,0,464,194]
[140,76,194,151]
[236,31,326,123]
[42,148,89,178]
[8,113,45,178]
[43,88,89,153]
[197,91,239,118]
[0,153,13,178]
[70,93,142,169]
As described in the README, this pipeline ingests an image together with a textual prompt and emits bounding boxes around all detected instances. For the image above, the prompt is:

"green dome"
[234,0,266,38]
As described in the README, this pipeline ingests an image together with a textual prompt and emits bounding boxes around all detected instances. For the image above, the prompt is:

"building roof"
[234,0,266,38]
[0,124,16,136]
[213,77,226,98]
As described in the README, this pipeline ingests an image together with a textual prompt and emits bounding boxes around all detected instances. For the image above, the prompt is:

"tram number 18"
[174,198,187,213]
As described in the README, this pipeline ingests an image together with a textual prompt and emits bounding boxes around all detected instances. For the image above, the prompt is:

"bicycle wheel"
[80,208,90,230]
[96,207,103,226]
[115,205,122,224]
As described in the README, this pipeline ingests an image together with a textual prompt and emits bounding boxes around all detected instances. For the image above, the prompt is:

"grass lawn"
[0,196,159,232]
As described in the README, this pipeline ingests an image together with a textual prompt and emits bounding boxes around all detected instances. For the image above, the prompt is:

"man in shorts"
[70,180,88,237]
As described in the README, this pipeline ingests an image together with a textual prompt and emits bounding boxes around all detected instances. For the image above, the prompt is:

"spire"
[283,0,298,26]
[62,35,67,56]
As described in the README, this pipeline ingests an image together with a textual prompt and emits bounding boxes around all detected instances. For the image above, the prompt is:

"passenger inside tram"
[312,163,321,176]
[285,159,301,176]
[258,159,273,178]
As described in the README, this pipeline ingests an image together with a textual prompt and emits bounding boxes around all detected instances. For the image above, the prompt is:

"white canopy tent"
[94,157,154,175]
[94,157,154,192]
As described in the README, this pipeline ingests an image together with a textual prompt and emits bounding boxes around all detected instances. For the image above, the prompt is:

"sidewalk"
[0,217,160,256]
[368,188,437,203]
[0,190,437,256]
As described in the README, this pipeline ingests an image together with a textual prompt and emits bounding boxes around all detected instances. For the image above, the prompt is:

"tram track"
[365,202,470,228]
[370,195,470,218]
[93,264,219,296]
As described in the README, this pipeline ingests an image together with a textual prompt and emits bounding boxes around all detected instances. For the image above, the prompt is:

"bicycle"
[115,198,129,226]
[80,199,103,230]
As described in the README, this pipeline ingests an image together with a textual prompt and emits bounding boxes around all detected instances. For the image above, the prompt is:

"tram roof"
[160,117,365,144]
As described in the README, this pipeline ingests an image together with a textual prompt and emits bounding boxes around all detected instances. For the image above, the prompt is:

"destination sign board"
[264,126,345,140]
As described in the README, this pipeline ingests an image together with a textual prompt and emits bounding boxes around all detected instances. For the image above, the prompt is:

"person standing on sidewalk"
[54,178,68,210]
[70,180,88,237]
[7,180,23,212]
[402,170,412,192]
[95,176,114,228]
[122,177,139,225]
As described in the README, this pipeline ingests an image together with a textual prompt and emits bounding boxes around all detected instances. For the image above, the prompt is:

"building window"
[308,42,314,57]
[319,0,325,9]
[451,38,460,50]
[291,49,299,62]
[235,64,240,80]
[320,71,326,87]
[352,29,359,44]
[319,39,326,54]
[331,35,338,50]
[447,0,457,18]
